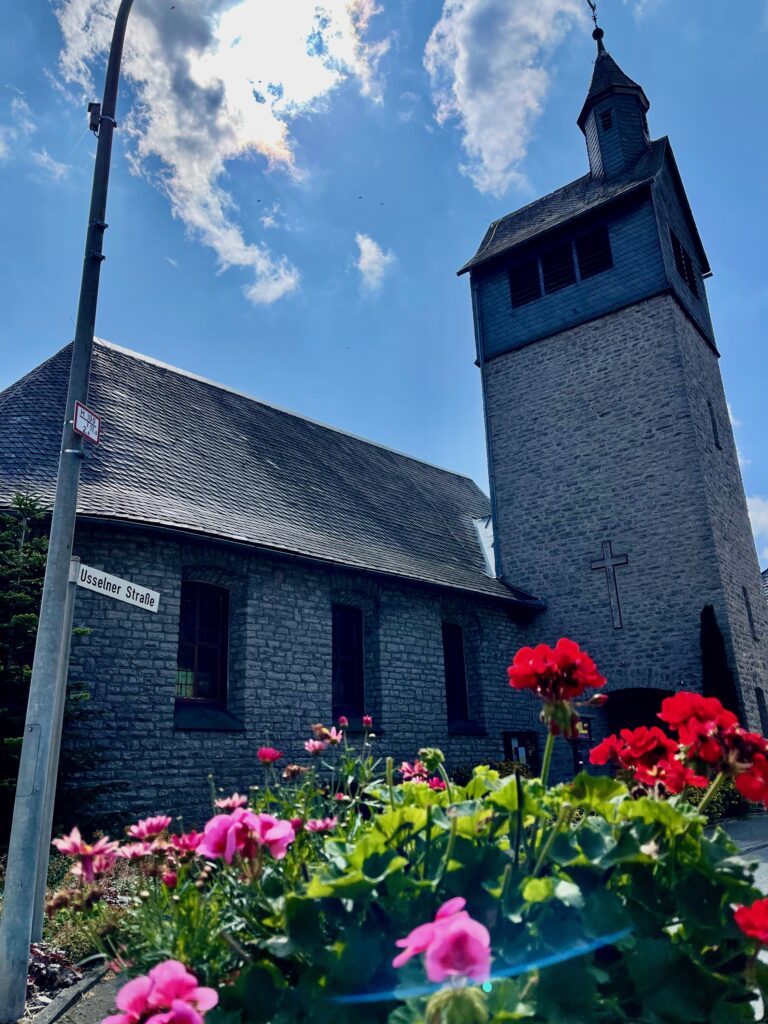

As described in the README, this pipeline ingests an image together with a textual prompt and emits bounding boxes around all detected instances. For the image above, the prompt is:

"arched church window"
[176,581,229,706]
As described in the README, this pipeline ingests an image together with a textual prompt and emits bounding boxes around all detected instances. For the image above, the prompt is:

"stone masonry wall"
[63,523,540,827]
[673,307,768,728]
[482,293,754,724]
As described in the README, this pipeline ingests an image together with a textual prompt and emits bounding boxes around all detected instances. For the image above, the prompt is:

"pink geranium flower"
[197,808,295,863]
[338,716,349,728]
[116,842,156,861]
[171,831,203,854]
[127,816,172,840]
[427,777,447,791]
[326,727,344,745]
[52,828,119,883]
[102,960,218,1024]
[304,739,327,755]
[305,817,337,833]
[257,747,283,765]
[213,793,248,810]
[400,760,428,782]
[362,715,373,728]
[393,897,491,982]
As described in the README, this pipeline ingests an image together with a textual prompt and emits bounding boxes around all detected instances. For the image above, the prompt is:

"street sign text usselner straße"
[76,563,160,612]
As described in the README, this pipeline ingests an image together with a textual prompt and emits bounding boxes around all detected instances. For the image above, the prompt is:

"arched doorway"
[605,688,674,734]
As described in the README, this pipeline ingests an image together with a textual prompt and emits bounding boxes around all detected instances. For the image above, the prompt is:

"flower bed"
[48,641,768,1022]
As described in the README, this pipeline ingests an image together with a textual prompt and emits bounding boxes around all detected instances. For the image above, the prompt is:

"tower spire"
[586,2,607,54]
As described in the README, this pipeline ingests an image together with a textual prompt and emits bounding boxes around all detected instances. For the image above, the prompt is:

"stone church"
[2,31,767,822]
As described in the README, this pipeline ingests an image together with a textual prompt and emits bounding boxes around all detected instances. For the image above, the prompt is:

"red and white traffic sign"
[73,401,101,444]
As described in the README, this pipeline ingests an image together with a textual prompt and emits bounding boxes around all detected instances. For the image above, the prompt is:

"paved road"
[721,813,768,893]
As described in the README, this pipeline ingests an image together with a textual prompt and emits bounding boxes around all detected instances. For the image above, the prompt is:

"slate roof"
[0,340,539,606]
[577,49,649,129]
[459,137,667,275]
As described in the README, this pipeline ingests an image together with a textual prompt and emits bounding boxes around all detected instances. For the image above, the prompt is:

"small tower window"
[541,242,576,294]
[508,258,542,308]
[576,226,613,279]
[670,229,700,297]
[600,109,613,131]
[756,688,768,736]
[707,400,722,450]
[743,587,759,642]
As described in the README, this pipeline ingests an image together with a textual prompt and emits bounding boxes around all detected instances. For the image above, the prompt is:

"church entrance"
[605,688,674,734]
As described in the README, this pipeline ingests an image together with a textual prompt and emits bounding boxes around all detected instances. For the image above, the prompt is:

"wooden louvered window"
[332,604,365,718]
[576,226,613,280]
[176,582,229,704]
[707,400,722,450]
[600,109,613,131]
[541,242,576,294]
[670,229,699,297]
[508,258,542,308]
[441,622,470,725]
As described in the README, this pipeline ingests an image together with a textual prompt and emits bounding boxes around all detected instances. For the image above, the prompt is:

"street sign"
[73,401,101,444]
[76,564,160,612]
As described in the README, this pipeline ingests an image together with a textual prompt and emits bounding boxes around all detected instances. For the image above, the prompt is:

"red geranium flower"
[735,752,768,805]
[507,638,606,736]
[734,898,768,944]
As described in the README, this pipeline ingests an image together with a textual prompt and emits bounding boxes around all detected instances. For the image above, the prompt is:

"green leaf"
[569,772,626,814]
[522,877,555,903]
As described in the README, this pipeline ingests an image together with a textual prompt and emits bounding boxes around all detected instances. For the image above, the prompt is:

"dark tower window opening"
[508,258,542,308]
[332,603,365,718]
[576,226,613,279]
[756,688,768,736]
[599,109,613,131]
[541,242,576,294]
[743,587,759,641]
[176,582,229,705]
[670,229,699,297]
[707,400,722,450]
[441,622,470,725]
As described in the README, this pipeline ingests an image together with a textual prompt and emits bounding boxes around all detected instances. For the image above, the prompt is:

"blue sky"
[1,0,766,566]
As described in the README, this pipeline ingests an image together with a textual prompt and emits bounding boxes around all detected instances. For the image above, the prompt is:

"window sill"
[174,703,245,732]
[448,721,486,737]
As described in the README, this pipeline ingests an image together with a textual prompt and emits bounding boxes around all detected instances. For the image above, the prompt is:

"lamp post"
[0,2,135,1018]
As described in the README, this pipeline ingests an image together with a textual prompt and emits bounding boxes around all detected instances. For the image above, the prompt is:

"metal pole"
[0,4,134,1017]
[31,558,81,943]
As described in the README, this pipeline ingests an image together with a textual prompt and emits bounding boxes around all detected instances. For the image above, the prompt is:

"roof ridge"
[93,338,482,488]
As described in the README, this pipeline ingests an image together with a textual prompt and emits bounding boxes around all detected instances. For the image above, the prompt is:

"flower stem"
[697,771,726,815]
[540,730,555,787]
[437,762,454,802]
[533,805,570,877]
[386,756,396,810]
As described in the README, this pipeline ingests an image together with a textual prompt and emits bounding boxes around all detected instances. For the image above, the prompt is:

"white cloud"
[354,232,395,291]
[0,93,36,162]
[53,0,389,305]
[626,0,665,18]
[748,496,768,538]
[423,0,582,196]
[728,403,751,469]
[259,202,282,230]
[30,147,71,180]
[165,256,179,268]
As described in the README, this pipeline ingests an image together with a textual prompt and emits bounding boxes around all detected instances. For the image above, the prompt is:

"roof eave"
[457,178,653,277]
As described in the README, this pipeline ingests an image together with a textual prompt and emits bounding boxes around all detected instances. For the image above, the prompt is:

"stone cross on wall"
[591,540,629,629]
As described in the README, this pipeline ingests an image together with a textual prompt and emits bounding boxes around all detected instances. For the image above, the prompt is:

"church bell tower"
[461,27,768,732]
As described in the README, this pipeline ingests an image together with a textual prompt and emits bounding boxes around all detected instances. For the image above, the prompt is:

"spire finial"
[586,1,606,54]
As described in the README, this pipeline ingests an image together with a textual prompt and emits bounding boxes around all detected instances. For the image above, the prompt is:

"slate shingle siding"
[64,523,540,825]
[475,193,667,358]
[482,293,768,731]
